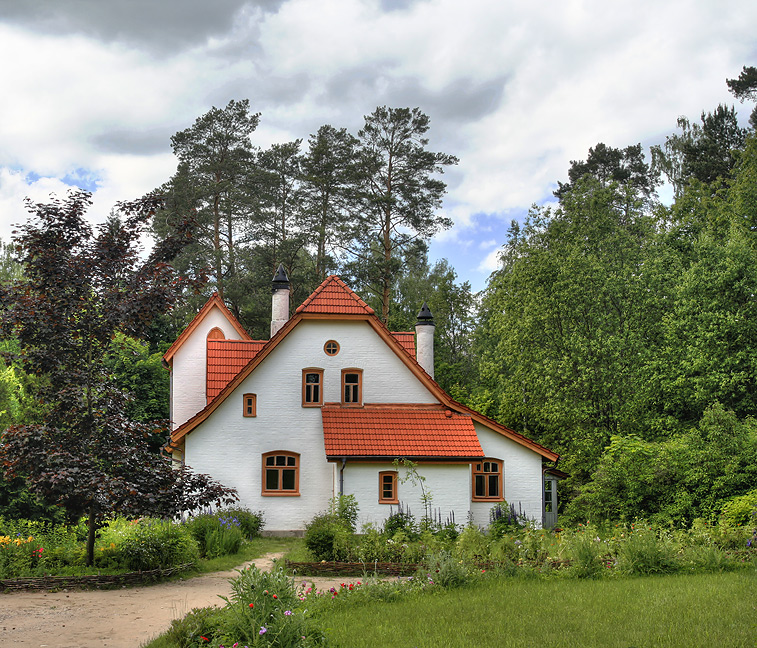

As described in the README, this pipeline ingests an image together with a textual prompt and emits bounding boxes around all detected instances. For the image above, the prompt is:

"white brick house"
[164,268,561,532]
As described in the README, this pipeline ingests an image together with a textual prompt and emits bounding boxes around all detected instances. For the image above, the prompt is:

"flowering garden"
[143,496,756,648]
[0,508,263,581]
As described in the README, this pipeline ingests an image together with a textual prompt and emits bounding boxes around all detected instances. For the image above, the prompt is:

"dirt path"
[0,554,348,648]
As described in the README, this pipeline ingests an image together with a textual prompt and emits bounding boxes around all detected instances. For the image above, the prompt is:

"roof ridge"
[296,275,375,315]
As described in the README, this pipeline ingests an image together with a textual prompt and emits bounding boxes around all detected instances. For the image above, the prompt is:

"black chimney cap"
[416,302,435,325]
[272,264,290,291]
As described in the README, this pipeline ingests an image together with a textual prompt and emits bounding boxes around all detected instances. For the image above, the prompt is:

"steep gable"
[295,275,375,315]
[163,292,251,366]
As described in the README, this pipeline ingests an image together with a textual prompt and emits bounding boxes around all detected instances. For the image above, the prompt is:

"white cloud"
[1,0,756,289]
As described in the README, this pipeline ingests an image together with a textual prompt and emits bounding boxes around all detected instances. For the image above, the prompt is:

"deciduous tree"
[0,190,237,565]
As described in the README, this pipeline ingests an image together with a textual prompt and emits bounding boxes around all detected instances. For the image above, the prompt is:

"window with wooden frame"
[341,368,362,406]
[302,369,324,406]
[472,459,503,501]
[243,393,257,417]
[378,471,398,504]
[324,340,340,356]
[262,451,300,496]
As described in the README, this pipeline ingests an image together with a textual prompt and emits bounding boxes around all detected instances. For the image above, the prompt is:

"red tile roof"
[391,332,416,359]
[207,339,265,402]
[322,404,484,458]
[296,276,375,315]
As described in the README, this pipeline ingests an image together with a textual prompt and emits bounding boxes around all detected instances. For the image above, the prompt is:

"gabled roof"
[163,293,251,364]
[207,339,266,402]
[322,404,483,458]
[390,332,415,358]
[169,275,558,462]
[295,275,374,315]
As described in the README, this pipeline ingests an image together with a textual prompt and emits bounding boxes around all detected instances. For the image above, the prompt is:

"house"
[163,267,561,532]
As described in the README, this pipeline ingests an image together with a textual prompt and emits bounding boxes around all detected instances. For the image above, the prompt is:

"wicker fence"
[0,563,195,592]
[285,560,419,577]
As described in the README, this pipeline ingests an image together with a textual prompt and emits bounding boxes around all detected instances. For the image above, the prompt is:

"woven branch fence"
[0,562,195,592]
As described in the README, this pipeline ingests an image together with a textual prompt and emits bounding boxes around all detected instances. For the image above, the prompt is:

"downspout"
[339,457,347,496]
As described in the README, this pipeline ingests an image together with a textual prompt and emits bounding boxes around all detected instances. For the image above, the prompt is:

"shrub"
[489,502,527,538]
[186,512,243,558]
[561,527,607,578]
[721,489,757,527]
[304,513,352,561]
[382,504,418,539]
[615,525,678,575]
[99,518,199,571]
[330,494,358,532]
[222,507,265,539]
[421,550,468,588]
[454,525,490,563]
[217,565,325,646]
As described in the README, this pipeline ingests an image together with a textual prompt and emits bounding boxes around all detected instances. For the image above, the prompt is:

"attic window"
[207,327,225,340]
[324,340,340,356]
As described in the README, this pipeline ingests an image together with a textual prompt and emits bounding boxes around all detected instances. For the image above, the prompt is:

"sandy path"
[0,554,348,648]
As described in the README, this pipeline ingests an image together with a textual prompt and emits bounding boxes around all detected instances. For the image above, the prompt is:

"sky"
[0,0,755,292]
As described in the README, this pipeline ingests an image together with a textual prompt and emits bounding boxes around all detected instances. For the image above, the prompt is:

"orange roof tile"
[207,339,265,402]
[322,404,484,458]
[391,332,416,359]
[296,276,375,315]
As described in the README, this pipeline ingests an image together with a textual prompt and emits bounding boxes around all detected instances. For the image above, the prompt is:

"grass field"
[319,571,756,648]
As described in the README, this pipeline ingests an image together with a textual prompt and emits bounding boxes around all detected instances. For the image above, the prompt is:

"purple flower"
[259,627,267,635]
[284,610,292,616]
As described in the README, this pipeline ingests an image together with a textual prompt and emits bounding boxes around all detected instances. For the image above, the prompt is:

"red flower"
[200,637,209,642]
[249,603,254,609]
[272,594,278,599]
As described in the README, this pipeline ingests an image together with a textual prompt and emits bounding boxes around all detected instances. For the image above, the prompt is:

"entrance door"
[544,477,558,528]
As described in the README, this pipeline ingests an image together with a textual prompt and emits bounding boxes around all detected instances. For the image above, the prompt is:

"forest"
[1,67,756,529]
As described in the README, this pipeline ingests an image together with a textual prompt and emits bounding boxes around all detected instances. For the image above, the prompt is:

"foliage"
[0,190,237,566]
[185,512,243,559]
[567,404,757,526]
[160,565,325,647]
[97,517,199,571]
[721,489,757,527]
[304,513,353,562]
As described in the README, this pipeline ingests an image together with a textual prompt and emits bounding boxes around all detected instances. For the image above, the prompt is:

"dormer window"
[302,369,323,406]
[341,369,362,406]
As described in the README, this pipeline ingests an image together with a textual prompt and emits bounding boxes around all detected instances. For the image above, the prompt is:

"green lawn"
[320,571,756,648]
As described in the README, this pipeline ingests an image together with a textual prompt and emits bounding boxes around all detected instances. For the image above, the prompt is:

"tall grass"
[319,571,756,648]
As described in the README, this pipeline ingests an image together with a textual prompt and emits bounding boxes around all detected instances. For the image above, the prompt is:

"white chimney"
[271,264,290,337]
[415,302,435,378]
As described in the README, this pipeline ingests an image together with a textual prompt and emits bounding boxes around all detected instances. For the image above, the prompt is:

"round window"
[324,340,340,356]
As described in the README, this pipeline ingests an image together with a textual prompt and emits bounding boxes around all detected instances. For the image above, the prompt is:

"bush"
[489,502,527,538]
[218,565,325,646]
[99,518,199,571]
[222,507,265,539]
[186,512,243,558]
[421,550,468,588]
[382,504,418,539]
[615,525,678,575]
[721,489,757,527]
[304,513,352,561]
[561,527,607,578]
